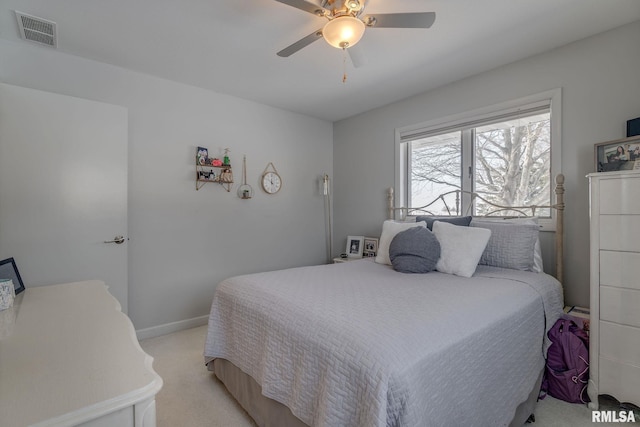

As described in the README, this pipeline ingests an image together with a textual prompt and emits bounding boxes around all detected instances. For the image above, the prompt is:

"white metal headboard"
[387,174,565,282]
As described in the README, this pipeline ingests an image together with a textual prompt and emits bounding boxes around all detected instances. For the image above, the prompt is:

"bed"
[204,175,566,427]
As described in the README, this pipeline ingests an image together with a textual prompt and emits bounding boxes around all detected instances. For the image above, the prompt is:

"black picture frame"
[0,258,25,295]
[627,117,640,138]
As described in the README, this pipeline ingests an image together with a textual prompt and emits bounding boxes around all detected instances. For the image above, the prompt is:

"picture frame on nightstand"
[363,237,379,258]
[346,236,364,258]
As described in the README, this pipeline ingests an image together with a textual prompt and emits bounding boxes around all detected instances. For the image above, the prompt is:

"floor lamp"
[323,174,333,264]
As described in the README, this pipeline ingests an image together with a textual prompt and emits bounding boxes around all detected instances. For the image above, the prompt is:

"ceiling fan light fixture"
[322,16,365,49]
[346,0,362,11]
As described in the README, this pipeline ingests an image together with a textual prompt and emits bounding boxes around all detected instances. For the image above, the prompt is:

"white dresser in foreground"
[0,281,163,426]
[588,171,640,409]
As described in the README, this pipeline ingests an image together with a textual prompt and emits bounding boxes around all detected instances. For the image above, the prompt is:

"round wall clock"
[261,162,282,194]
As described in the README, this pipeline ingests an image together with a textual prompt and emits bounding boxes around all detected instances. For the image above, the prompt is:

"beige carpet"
[140,325,638,427]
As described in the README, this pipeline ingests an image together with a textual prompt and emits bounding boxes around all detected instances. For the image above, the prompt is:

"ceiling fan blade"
[277,29,324,57]
[362,12,436,28]
[274,0,326,16]
[348,45,367,68]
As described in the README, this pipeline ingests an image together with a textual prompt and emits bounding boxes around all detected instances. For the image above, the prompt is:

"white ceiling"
[1,0,639,122]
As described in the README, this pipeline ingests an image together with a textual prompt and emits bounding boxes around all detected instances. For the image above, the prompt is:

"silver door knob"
[104,236,126,244]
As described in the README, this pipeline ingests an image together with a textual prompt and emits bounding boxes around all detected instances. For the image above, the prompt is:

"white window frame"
[394,89,562,231]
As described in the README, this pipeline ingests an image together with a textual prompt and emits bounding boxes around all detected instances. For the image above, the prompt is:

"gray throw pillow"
[389,227,441,273]
[415,215,472,231]
[470,220,539,271]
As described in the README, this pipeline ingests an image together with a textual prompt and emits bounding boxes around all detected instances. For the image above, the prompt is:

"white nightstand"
[333,256,375,264]
[563,305,590,319]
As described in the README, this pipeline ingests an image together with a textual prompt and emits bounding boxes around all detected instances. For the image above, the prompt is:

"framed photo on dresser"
[0,257,25,295]
[594,135,640,172]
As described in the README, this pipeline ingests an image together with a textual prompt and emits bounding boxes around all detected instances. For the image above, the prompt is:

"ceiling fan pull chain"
[342,47,348,83]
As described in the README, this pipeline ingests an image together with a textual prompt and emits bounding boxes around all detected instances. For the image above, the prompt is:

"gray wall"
[0,39,333,333]
[2,20,639,327]
[333,21,640,308]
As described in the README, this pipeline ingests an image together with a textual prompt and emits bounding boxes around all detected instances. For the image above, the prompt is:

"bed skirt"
[209,358,543,427]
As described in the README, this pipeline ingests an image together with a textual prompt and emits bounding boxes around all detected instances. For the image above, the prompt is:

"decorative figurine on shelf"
[223,148,230,166]
[220,168,233,183]
[211,158,223,167]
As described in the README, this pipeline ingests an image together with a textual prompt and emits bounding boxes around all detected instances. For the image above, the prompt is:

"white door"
[0,83,129,312]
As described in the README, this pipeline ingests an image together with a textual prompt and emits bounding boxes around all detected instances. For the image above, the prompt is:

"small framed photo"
[0,257,25,295]
[196,146,209,166]
[595,137,640,172]
[346,235,364,258]
[363,237,379,257]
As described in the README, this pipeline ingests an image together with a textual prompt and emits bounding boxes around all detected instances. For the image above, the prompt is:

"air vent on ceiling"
[15,11,57,47]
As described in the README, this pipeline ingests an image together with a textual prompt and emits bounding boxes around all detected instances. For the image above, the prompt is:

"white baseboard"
[136,315,208,341]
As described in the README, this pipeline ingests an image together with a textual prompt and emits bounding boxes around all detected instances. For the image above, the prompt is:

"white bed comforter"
[204,259,563,427]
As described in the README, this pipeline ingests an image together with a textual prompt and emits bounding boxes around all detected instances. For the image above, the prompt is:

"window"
[395,90,561,229]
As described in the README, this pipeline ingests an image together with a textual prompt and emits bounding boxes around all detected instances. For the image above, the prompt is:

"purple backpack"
[540,318,590,404]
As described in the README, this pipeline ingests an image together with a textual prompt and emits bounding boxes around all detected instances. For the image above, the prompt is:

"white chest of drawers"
[588,171,640,409]
[0,281,163,426]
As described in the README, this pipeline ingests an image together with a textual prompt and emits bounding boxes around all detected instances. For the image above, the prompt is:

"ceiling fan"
[275,0,436,66]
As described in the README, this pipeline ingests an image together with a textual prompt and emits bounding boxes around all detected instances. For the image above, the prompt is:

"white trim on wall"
[136,315,209,340]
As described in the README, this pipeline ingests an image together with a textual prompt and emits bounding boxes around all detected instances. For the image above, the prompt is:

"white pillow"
[432,221,491,278]
[472,217,543,273]
[375,220,427,265]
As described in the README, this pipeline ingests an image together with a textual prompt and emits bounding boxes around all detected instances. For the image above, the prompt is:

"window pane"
[409,131,462,215]
[474,112,551,217]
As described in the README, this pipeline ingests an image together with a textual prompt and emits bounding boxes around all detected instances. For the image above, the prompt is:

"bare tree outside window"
[409,112,551,217]
[475,113,551,216]
[410,131,461,214]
